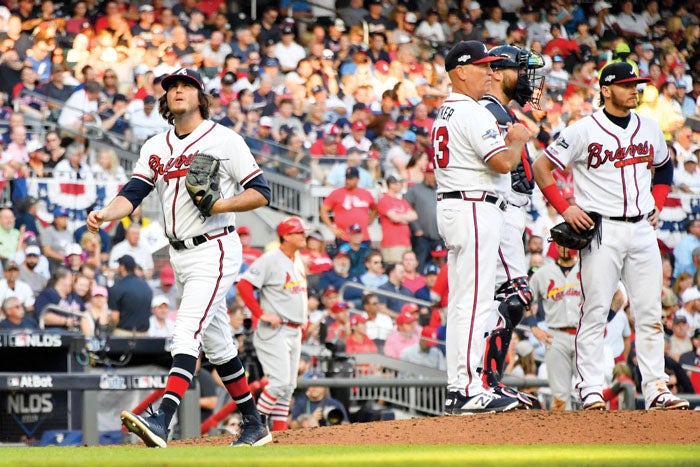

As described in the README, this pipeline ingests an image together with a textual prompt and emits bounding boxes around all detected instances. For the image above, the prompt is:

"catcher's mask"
[488,45,545,109]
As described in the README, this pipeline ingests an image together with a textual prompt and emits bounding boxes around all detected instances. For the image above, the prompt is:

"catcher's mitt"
[185,153,221,218]
[549,213,601,250]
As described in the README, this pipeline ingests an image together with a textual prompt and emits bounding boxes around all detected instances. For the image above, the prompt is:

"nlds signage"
[2,334,62,348]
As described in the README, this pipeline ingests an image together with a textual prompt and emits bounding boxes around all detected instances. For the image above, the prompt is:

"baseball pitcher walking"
[433,41,530,415]
[237,216,308,431]
[88,68,274,447]
[533,62,689,410]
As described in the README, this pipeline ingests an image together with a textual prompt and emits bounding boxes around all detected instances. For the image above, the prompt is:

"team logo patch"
[603,74,615,83]
[248,268,261,276]
[458,54,471,63]
[556,137,569,149]
[482,129,498,140]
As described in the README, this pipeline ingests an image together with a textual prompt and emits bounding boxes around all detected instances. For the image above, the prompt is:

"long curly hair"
[158,88,211,125]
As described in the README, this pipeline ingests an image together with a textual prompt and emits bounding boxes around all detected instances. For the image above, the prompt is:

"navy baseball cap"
[445,41,501,72]
[599,62,651,86]
[162,68,204,91]
[345,166,360,179]
[117,254,136,270]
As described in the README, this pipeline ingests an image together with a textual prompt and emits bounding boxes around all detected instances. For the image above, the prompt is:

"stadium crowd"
[1,0,700,424]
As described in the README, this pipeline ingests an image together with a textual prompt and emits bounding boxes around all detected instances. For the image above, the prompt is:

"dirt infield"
[176,411,700,446]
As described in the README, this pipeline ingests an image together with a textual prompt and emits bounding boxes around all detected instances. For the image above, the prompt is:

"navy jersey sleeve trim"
[118,178,154,209]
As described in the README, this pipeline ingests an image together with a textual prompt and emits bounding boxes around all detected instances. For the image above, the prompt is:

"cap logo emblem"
[458,54,471,63]
[175,68,187,75]
[604,74,615,83]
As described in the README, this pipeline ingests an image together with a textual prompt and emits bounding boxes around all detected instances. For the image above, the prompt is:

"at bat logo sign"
[556,138,569,149]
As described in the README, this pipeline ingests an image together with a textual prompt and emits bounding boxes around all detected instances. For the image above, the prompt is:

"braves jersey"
[432,92,509,195]
[529,261,582,329]
[543,110,669,217]
[132,120,263,240]
[240,248,308,324]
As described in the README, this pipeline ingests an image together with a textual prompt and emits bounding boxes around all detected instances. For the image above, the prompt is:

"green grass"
[0,444,699,466]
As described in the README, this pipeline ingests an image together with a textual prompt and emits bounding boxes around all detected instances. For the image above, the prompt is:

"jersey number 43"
[432,126,449,168]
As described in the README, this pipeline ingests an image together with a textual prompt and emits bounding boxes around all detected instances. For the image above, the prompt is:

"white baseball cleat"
[648,392,690,410]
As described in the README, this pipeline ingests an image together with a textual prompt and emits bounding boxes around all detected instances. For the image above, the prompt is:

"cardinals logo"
[283,271,306,294]
[546,279,582,301]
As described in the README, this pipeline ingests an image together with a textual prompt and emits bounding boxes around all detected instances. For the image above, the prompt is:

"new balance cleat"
[449,390,518,415]
[121,408,169,448]
[231,416,272,447]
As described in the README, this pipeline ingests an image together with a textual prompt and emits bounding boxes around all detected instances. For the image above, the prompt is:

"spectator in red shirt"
[320,167,377,247]
[300,229,332,277]
[326,300,352,342]
[401,250,425,294]
[543,26,580,68]
[309,124,348,184]
[345,314,377,354]
[238,226,263,267]
[377,175,417,264]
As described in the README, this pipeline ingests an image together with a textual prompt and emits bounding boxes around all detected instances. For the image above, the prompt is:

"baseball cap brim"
[472,56,503,65]
[604,76,651,85]
[162,73,203,91]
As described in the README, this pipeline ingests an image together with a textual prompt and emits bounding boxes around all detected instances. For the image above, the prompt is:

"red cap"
[160,265,175,285]
[397,309,418,325]
[400,302,420,315]
[424,160,435,173]
[350,314,367,326]
[352,121,367,131]
[421,326,438,347]
[431,245,447,257]
[323,285,338,296]
[331,301,351,313]
[384,121,397,131]
[277,216,305,236]
[237,226,251,235]
[375,60,390,74]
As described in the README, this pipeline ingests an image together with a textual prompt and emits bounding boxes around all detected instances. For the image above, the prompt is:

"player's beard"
[502,72,518,102]
[608,88,638,111]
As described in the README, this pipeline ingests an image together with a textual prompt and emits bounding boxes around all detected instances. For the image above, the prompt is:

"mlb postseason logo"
[131,375,168,389]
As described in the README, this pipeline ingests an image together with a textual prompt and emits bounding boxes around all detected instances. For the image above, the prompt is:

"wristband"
[541,184,570,215]
[651,184,670,212]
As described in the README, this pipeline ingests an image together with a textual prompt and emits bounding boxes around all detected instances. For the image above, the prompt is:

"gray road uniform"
[529,260,582,410]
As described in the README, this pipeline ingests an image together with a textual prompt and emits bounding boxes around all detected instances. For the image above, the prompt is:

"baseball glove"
[185,153,221,218]
[549,213,601,250]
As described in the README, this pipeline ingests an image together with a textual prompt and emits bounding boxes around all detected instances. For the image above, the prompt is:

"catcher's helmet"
[277,216,306,236]
[488,45,546,109]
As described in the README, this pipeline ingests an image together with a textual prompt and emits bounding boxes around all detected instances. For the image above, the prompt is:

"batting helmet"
[277,216,305,236]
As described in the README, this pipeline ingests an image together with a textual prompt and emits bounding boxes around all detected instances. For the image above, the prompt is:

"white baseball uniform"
[132,120,263,363]
[433,92,509,397]
[543,109,670,408]
[529,260,582,409]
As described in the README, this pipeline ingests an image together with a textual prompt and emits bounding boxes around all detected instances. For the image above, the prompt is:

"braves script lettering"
[149,152,198,181]
[586,141,654,170]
